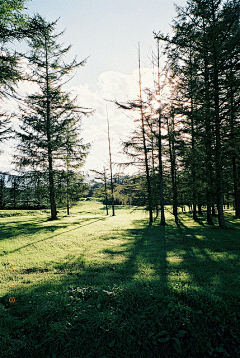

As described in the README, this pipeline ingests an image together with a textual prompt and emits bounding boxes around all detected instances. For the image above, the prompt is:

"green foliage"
[55,170,89,209]
[0,0,29,145]
[0,0,27,95]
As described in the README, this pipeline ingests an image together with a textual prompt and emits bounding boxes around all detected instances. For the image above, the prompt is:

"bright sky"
[1,0,187,176]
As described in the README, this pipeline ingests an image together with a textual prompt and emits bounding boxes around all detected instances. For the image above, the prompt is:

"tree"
[0,171,7,208]
[156,0,240,227]
[107,109,115,216]
[0,0,29,144]
[0,0,28,96]
[91,168,110,215]
[116,45,154,224]
[143,41,167,225]
[57,115,90,215]
[15,15,90,219]
[156,42,166,226]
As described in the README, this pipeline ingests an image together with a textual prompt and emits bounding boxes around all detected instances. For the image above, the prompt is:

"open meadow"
[0,200,240,358]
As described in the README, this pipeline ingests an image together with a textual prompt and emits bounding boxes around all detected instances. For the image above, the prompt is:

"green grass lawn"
[0,200,239,358]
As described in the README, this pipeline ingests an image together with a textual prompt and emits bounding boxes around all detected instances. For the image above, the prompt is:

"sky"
[1,0,187,176]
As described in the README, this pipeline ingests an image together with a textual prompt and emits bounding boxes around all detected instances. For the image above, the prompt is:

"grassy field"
[0,200,239,358]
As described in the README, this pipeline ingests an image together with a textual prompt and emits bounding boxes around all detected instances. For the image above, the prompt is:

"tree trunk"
[0,175,4,209]
[157,41,166,226]
[104,168,109,216]
[233,157,240,218]
[157,105,165,225]
[45,39,57,220]
[66,175,70,216]
[212,1,225,228]
[203,23,214,225]
[107,111,115,217]
[167,114,178,225]
[198,204,203,215]
[189,45,197,222]
[191,110,197,221]
[141,114,153,224]
[229,62,240,218]
[139,44,153,224]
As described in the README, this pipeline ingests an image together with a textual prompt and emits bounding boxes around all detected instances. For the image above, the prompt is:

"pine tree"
[15,15,90,219]
[0,0,29,144]
[0,0,28,96]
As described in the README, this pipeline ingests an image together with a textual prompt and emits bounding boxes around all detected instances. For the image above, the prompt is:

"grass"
[0,200,239,358]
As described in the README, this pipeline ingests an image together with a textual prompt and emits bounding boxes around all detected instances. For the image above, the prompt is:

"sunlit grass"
[0,201,240,357]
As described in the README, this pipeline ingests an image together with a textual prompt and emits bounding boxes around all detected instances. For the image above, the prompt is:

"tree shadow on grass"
[1,213,240,358]
[2,213,239,301]
[0,217,106,256]
[169,214,240,303]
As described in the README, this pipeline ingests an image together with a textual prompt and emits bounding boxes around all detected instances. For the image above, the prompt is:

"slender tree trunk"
[233,157,240,217]
[237,162,240,217]
[45,39,57,220]
[158,131,165,226]
[36,176,42,209]
[66,173,70,216]
[212,2,225,228]
[214,81,225,227]
[47,150,57,219]
[198,203,203,215]
[157,41,166,226]
[189,45,197,221]
[212,204,216,217]
[66,140,70,216]
[107,109,115,216]
[13,177,17,209]
[0,175,4,209]
[226,180,230,210]
[190,106,197,221]
[167,114,178,225]
[141,110,153,224]
[229,62,240,218]
[203,25,214,225]
[139,44,153,224]
[104,167,109,216]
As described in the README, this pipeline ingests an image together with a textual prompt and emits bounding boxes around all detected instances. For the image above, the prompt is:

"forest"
[0,0,239,228]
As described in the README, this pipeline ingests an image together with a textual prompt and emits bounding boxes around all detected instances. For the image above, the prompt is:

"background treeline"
[0,170,88,210]
[91,170,236,212]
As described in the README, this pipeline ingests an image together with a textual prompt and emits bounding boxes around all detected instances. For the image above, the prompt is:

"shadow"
[0,217,106,256]
[1,210,240,358]
[98,222,167,289]
[182,213,207,227]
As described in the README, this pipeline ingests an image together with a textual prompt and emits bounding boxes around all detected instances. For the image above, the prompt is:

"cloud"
[1,67,156,176]
[73,67,157,174]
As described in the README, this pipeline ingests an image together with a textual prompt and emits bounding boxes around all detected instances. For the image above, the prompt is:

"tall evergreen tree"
[0,0,29,144]
[14,15,90,219]
[0,0,28,96]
